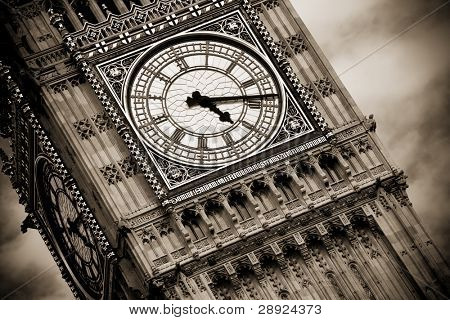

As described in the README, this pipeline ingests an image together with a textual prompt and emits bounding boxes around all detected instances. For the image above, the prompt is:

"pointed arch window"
[250,180,275,212]
[274,172,297,201]
[296,161,321,192]
[204,200,229,231]
[159,224,183,252]
[318,153,344,183]
[142,231,165,260]
[181,209,206,241]
[228,191,252,221]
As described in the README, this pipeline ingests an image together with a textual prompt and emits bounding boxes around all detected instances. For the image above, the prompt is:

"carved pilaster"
[270,242,289,272]
[224,262,242,297]
[339,213,358,245]
[263,172,289,213]
[247,252,265,281]
[293,232,312,262]
[316,223,334,254]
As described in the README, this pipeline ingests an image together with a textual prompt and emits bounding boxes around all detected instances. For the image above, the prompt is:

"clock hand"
[186,91,234,124]
[186,94,278,106]
[208,94,278,103]
[67,216,94,249]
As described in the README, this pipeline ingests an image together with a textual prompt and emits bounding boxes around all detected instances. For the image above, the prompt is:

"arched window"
[250,180,275,212]
[181,209,206,241]
[159,224,182,252]
[274,172,297,201]
[340,146,365,174]
[354,139,381,168]
[318,153,344,183]
[296,161,321,192]
[142,231,164,259]
[204,200,229,231]
[228,191,252,221]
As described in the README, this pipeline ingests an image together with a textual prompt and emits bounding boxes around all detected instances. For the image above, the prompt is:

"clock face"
[126,35,284,167]
[37,159,103,298]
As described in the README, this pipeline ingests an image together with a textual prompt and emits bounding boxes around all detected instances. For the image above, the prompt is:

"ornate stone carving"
[118,156,138,178]
[287,34,307,53]
[273,98,312,144]
[154,155,209,188]
[201,13,254,45]
[314,77,335,98]
[73,118,95,140]
[354,138,372,153]
[100,163,122,185]
[99,53,140,97]
[274,40,292,59]
[263,0,280,10]
[92,112,113,132]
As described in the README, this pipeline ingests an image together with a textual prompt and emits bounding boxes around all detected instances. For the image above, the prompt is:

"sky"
[0,0,448,299]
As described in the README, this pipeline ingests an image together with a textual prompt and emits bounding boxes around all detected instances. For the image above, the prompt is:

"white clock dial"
[127,35,284,167]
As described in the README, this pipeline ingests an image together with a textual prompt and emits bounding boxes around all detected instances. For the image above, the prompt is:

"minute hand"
[207,94,278,103]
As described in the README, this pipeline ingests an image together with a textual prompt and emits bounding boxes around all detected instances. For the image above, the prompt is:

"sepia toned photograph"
[0,0,448,303]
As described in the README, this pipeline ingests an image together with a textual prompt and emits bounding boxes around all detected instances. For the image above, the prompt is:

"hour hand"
[186,96,197,107]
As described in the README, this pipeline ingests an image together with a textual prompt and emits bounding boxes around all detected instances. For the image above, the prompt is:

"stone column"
[87,0,107,22]
[62,0,83,30]
[113,0,129,14]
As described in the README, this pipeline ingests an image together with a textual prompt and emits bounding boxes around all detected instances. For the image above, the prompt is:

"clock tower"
[0,0,448,299]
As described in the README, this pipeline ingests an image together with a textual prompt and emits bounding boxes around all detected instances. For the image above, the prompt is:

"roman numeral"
[153,114,168,125]
[176,58,189,71]
[248,98,262,109]
[223,133,234,146]
[241,78,256,88]
[129,95,163,100]
[226,61,237,73]
[172,129,185,143]
[205,41,210,66]
[242,121,266,137]
[242,121,255,130]
[198,137,208,149]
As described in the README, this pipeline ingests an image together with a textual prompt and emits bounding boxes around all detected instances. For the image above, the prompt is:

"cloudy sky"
[0,0,448,299]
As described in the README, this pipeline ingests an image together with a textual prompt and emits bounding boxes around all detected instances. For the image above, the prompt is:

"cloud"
[0,167,73,299]
[0,0,448,299]
[293,0,450,260]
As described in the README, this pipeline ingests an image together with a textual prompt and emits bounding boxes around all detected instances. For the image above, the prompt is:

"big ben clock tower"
[0,0,448,299]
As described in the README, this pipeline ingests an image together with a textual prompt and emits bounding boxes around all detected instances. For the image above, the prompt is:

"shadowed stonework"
[0,0,448,299]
